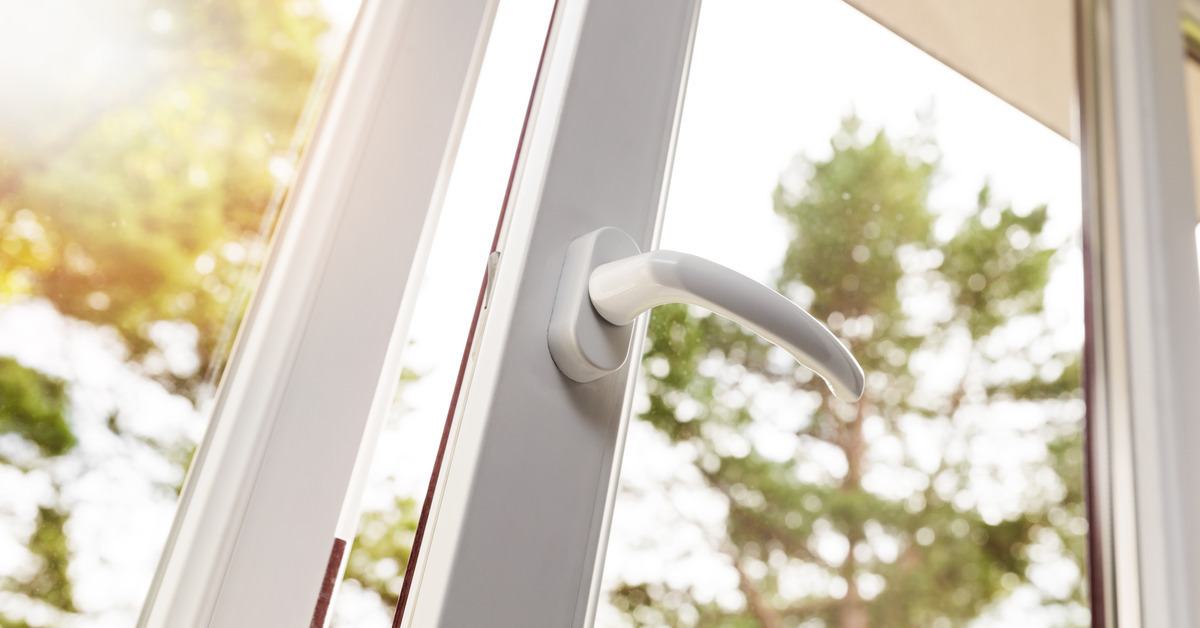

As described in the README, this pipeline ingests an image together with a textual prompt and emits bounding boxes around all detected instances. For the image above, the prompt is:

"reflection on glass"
[0,0,359,625]
[599,1,1086,627]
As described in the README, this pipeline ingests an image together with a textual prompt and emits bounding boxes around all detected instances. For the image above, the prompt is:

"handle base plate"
[547,227,641,382]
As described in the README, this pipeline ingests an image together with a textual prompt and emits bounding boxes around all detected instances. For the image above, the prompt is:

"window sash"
[137,1,500,625]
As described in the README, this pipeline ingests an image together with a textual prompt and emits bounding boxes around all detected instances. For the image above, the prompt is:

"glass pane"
[0,1,360,624]
[599,1,1087,626]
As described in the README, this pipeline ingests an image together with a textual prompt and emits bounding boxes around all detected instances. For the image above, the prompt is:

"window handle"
[548,227,864,401]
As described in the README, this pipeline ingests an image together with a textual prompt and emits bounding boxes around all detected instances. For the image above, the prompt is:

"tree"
[608,118,1085,627]
[0,0,329,396]
[341,497,421,611]
[0,1,334,624]
[0,358,75,628]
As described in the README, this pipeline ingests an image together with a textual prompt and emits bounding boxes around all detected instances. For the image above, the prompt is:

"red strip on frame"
[310,537,347,628]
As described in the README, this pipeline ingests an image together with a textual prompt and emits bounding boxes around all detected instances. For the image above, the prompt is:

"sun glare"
[0,0,152,144]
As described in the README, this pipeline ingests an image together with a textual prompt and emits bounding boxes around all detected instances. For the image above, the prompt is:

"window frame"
[1078,0,1200,625]
[141,0,1200,624]
[395,1,701,625]
[137,1,501,626]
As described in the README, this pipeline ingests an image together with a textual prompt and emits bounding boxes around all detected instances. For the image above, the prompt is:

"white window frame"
[1078,0,1200,625]
[396,1,701,625]
[137,1,500,626]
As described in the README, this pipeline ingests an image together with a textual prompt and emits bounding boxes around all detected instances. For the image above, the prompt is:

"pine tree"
[609,119,1085,627]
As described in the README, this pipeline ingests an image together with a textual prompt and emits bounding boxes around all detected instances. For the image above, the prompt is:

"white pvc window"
[130,0,1200,625]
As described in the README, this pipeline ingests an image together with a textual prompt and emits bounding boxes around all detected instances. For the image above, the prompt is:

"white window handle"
[548,227,864,401]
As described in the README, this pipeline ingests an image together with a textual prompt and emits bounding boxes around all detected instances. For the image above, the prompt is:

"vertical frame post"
[397,0,701,626]
[1078,0,1200,624]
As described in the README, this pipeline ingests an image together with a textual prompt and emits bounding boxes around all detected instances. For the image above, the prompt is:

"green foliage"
[610,582,763,628]
[0,359,76,624]
[342,498,421,609]
[0,357,72,459]
[776,119,934,323]
[0,1,338,622]
[612,118,1085,627]
[0,0,330,396]
[940,187,1054,339]
[4,507,77,615]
